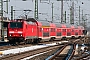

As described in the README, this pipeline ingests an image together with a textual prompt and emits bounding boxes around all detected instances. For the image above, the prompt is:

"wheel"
[49,38,54,41]
[24,40,27,45]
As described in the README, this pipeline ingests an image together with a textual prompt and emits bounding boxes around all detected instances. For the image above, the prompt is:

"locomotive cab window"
[10,22,23,28]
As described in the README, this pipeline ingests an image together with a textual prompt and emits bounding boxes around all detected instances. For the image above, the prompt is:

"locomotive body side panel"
[25,23,37,39]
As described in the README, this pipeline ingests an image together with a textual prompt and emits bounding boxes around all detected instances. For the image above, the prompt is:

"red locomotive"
[7,18,85,44]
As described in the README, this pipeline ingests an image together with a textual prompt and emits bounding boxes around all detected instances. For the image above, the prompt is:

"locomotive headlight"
[10,34,11,36]
[20,34,22,36]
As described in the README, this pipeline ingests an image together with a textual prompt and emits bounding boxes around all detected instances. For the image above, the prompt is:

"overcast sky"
[2,0,90,26]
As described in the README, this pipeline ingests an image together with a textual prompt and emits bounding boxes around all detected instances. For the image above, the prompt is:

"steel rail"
[45,44,76,60]
[0,45,61,60]
[74,53,90,60]
[45,44,67,60]
[65,44,76,60]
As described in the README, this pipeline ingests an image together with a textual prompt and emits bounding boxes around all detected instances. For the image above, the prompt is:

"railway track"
[0,38,75,51]
[0,37,87,60]
[45,44,76,60]
[0,45,62,60]
[0,39,67,51]
[74,52,90,60]
[0,44,33,51]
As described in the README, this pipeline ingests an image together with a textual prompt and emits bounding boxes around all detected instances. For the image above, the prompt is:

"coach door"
[62,29,66,36]
[67,28,71,36]
[43,28,49,39]
[71,29,75,36]
[75,29,78,36]
[56,28,62,38]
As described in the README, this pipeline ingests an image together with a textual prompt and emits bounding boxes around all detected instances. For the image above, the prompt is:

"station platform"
[0,40,9,46]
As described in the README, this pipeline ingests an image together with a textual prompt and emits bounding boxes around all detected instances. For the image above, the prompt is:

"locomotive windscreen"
[10,22,23,28]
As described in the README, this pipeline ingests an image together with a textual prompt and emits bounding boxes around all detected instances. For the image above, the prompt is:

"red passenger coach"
[55,24,67,39]
[37,20,51,41]
[37,20,56,41]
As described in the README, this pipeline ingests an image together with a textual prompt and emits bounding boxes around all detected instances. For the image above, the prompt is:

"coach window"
[63,29,66,32]
[51,28,52,32]
[72,29,74,32]
[51,28,55,32]
[53,28,55,32]
[79,30,81,32]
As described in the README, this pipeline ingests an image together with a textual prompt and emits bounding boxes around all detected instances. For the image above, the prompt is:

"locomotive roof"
[27,18,52,27]
[26,18,37,22]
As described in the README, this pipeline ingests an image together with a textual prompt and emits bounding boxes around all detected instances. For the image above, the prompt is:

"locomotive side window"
[10,22,23,28]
